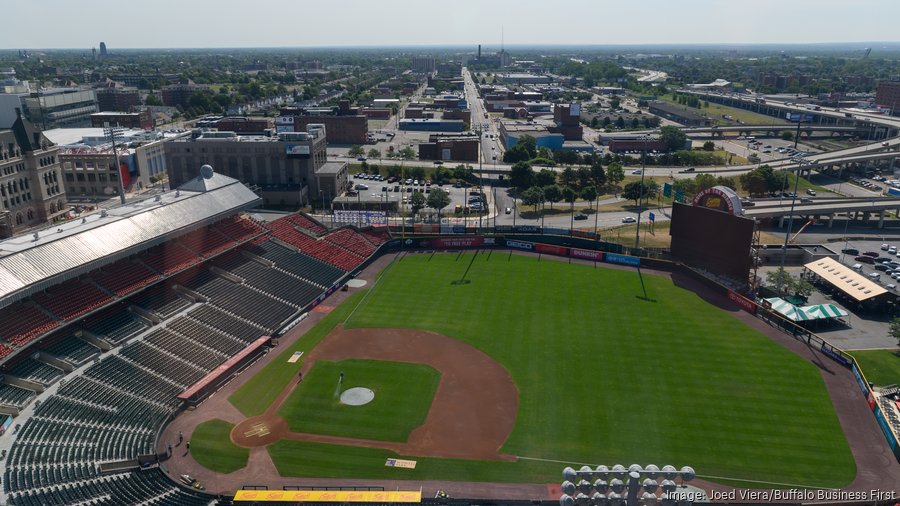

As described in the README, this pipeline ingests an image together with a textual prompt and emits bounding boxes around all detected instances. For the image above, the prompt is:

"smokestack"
[478,44,481,59]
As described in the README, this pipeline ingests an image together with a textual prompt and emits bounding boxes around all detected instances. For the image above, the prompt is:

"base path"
[232,325,519,461]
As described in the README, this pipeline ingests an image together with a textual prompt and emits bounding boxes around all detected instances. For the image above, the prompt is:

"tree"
[702,141,716,151]
[576,167,593,190]
[781,131,794,141]
[559,167,577,189]
[581,186,598,211]
[367,148,381,160]
[695,173,717,192]
[426,188,451,221]
[606,162,625,190]
[590,161,606,189]
[562,186,577,205]
[610,97,620,110]
[349,145,365,157]
[520,186,545,212]
[622,181,645,206]
[509,161,535,190]
[543,184,562,210]
[659,125,688,152]
[399,147,416,160]
[615,116,626,129]
[410,191,427,217]
[535,168,557,187]
[144,94,162,106]
[890,317,900,348]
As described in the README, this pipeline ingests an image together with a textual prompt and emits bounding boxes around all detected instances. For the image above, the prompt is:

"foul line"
[343,252,400,326]
[516,456,837,490]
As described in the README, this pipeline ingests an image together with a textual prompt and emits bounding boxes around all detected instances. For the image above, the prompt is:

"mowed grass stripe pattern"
[340,252,854,487]
[190,419,249,474]
[278,359,440,442]
[229,291,366,418]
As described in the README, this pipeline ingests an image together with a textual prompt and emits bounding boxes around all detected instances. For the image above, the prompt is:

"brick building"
[91,111,153,130]
[417,134,480,162]
[876,81,900,115]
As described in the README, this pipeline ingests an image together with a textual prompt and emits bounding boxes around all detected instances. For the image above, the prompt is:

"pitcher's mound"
[340,387,375,406]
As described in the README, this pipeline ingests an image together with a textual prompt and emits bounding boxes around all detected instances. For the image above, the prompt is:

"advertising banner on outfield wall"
[535,243,568,256]
[727,290,757,314]
[570,248,604,261]
[505,239,534,251]
[604,252,640,267]
[851,363,870,396]
[820,343,851,367]
[868,391,877,411]
[429,236,484,249]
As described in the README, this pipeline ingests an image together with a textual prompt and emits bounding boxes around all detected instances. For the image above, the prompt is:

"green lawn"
[190,419,249,474]
[850,350,900,387]
[228,291,366,417]
[256,253,854,487]
[278,359,440,441]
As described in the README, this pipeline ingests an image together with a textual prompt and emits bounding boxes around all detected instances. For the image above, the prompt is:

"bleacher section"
[141,243,201,276]
[0,211,391,504]
[362,227,391,246]
[282,213,328,236]
[32,280,113,322]
[91,261,161,297]
[0,383,35,410]
[0,304,59,350]
[83,307,147,346]
[41,335,100,366]
[4,358,63,386]
[130,284,191,319]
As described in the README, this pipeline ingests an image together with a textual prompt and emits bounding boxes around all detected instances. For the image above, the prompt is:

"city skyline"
[2,0,899,49]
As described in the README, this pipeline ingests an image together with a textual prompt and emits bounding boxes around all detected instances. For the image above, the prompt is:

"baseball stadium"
[0,166,899,506]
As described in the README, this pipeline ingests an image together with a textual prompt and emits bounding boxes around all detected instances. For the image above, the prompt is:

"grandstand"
[0,165,392,504]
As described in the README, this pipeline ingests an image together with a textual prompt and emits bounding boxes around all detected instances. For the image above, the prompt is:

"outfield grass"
[278,359,440,441]
[228,291,366,417]
[253,254,853,487]
[190,419,249,474]
[850,350,900,387]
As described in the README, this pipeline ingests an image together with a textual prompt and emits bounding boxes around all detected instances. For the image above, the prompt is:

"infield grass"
[278,359,440,441]
[229,291,366,417]
[246,253,854,487]
[190,419,249,474]
[850,349,900,387]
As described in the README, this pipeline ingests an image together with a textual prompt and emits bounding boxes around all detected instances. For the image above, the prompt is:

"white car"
[881,243,889,251]
[631,169,643,175]
[622,216,637,223]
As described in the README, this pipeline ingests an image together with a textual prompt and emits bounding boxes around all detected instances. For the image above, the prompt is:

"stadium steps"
[236,282,299,310]
[137,341,210,378]
[165,317,245,357]
[79,376,172,412]
[159,326,231,362]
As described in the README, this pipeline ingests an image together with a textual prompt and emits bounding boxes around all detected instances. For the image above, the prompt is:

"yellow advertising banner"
[233,490,422,502]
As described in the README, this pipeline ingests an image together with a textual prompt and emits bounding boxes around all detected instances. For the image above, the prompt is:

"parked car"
[622,216,637,223]
[806,189,816,196]
[855,255,876,264]
[881,244,890,250]
[574,214,588,220]
[862,251,880,258]
[505,207,512,214]
[841,248,859,255]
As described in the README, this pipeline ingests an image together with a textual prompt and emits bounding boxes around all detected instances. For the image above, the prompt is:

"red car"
[855,256,876,264]
[862,251,880,258]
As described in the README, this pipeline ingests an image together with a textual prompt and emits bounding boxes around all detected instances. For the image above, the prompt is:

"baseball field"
[197,251,856,488]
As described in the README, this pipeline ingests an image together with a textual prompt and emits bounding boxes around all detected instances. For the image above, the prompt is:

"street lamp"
[633,134,651,251]
[777,156,809,294]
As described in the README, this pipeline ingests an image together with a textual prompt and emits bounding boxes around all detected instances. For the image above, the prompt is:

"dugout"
[177,335,272,408]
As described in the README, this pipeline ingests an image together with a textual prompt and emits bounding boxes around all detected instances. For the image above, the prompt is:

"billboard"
[285,144,310,157]
[820,343,851,367]
[571,248,604,261]
[851,362,870,396]
[430,236,484,248]
[670,202,754,281]
[535,243,568,256]
[727,290,757,314]
[333,210,387,225]
[785,112,813,123]
[604,252,640,266]
[506,239,534,251]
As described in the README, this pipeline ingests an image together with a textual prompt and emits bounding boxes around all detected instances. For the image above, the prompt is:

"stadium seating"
[269,221,365,271]
[129,284,191,319]
[91,260,161,297]
[141,243,202,275]
[193,277,297,331]
[32,279,113,322]
[178,227,236,258]
[283,213,328,235]
[41,335,100,366]
[326,228,378,257]
[214,214,267,242]
[0,303,58,348]
[0,383,35,409]
[253,240,345,287]
[361,227,391,246]
[5,357,64,386]
[83,307,147,345]
[119,342,207,388]
[166,316,246,356]
[143,327,229,371]
[187,304,266,344]
[219,255,322,308]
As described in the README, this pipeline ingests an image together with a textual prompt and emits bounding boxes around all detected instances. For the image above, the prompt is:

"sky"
[3,0,899,49]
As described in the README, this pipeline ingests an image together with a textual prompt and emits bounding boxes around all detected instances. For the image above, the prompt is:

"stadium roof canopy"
[803,257,887,301]
[0,168,260,309]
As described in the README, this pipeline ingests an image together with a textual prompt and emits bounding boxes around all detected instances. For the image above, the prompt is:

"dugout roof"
[803,257,887,302]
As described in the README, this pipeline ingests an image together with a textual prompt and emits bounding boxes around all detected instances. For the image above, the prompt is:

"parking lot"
[839,239,900,291]
[341,172,492,217]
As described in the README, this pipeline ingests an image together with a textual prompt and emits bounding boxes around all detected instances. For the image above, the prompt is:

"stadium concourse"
[0,166,390,505]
